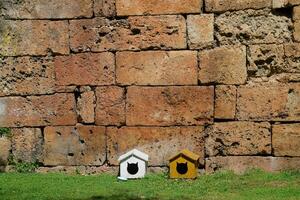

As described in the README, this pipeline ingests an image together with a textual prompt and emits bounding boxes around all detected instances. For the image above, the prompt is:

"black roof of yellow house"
[169,149,200,163]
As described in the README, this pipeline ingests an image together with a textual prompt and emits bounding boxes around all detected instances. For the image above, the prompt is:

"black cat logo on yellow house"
[169,149,200,179]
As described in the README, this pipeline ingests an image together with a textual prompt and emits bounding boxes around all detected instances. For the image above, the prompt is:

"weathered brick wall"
[0,0,300,174]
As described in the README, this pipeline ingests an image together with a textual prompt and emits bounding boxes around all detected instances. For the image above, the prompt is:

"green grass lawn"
[0,170,299,200]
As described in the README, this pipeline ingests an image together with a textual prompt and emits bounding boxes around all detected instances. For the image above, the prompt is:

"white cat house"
[118,149,149,179]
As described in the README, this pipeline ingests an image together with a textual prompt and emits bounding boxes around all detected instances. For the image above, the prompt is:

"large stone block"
[11,128,43,163]
[0,20,69,56]
[0,56,55,96]
[0,93,77,127]
[95,87,126,126]
[205,122,271,156]
[199,46,247,84]
[70,16,186,52]
[273,124,300,156]
[43,126,106,166]
[215,9,293,45]
[206,156,300,174]
[107,126,205,166]
[1,0,93,19]
[116,0,202,16]
[187,14,214,49]
[237,84,300,121]
[126,86,214,126]
[205,0,271,13]
[55,53,115,86]
[215,85,236,119]
[116,51,198,85]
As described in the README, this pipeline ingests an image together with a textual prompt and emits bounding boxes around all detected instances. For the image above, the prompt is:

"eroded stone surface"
[77,90,95,124]
[55,53,115,86]
[205,0,271,12]
[293,6,300,21]
[11,128,43,163]
[199,46,247,84]
[116,0,202,16]
[126,86,214,126]
[187,14,214,49]
[215,9,293,45]
[0,56,55,96]
[273,124,300,156]
[273,73,300,82]
[283,43,300,74]
[43,125,106,166]
[285,43,300,57]
[237,84,300,121]
[54,86,77,93]
[116,51,198,85]
[0,20,69,56]
[0,93,77,127]
[1,0,93,19]
[215,85,236,119]
[295,21,300,42]
[94,0,116,17]
[70,16,186,52]
[37,165,119,175]
[206,156,300,174]
[205,122,271,156]
[95,87,126,126]
[247,44,285,77]
[107,126,205,166]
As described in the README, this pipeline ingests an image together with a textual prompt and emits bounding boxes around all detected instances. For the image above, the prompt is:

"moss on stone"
[0,20,19,56]
[0,128,11,137]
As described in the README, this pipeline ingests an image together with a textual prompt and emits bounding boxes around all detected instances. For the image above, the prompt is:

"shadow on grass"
[77,195,160,200]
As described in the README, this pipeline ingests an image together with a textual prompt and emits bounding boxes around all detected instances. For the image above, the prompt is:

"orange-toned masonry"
[0,0,299,174]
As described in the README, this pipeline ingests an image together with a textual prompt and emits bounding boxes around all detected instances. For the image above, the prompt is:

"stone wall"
[0,0,300,174]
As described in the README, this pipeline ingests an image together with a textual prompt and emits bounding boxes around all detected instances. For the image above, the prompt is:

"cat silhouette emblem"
[127,162,139,175]
[176,162,188,174]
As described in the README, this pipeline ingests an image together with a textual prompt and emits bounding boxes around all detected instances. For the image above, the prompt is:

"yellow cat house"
[169,149,200,179]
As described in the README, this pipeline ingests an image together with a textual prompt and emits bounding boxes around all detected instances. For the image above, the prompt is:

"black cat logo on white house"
[118,149,149,179]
